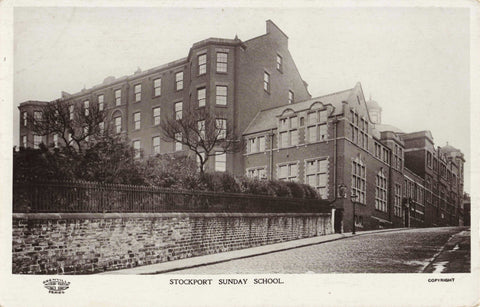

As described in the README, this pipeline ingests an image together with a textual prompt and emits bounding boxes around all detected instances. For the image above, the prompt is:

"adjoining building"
[18,20,465,232]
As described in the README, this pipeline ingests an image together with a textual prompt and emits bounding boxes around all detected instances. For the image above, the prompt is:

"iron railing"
[13,180,332,214]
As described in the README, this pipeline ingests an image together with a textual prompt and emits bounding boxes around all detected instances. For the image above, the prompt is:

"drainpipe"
[125,82,130,139]
[327,117,340,233]
[389,147,393,224]
[269,129,274,179]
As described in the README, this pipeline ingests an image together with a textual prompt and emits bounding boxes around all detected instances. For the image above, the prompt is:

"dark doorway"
[334,209,343,233]
[404,207,410,227]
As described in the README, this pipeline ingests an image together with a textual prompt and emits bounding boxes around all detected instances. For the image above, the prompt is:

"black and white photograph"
[1,2,479,307]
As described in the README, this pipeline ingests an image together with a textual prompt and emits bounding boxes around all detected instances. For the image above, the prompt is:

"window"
[153,107,161,126]
[375,170,388,212]
[196,152,206,171]
[427,152,432,168]
[197,88,206,107]
[216,52,228,72]
[98,95,104,111]
[352,158,366,204]
[382,148,389,164]
[84,100,89,116]
[306,158,329,199]
[198,120,206,139]
[53,134,58,148]
[152,136,161,154]
[134,84,141,102]
[350,110,368,149]
[175,102,182,120]
[259,136,266,152]
[375,143,381,158]
[198,54,207,75]
[33,135,42,149]
[133,112,141,130]
[263,71,270,92]
[288,90,294,104]
[133,140,140,159]
[175,133,182,151]
[307,110,328,143]
[394,184,402,217]
[248,136,265,153]
[154,78,161,96]
[216,85,227,105]
[83,126,89,141]
[276,54,283,71]
[247,167,267,179]
[216,119,227,139]
[22,135,27,148]
[279,116,298,148]
[175,72,183,91]
[115,89,121,106]
[215,152,226,172]
[34,111,42,121]
[392,144,403,170]
[278,162,298,181]
[99,122,104,134]
[114,116,122,133]
[22,112,27,126]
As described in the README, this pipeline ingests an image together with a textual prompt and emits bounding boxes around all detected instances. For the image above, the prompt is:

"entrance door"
[404,207,410,227]
[334,209,343,233]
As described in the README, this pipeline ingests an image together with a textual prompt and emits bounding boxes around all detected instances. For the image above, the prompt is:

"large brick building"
[17,20,465,232]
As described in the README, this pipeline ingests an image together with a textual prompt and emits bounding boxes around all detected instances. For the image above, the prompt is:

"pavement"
[100,227,409,275]
[422,229,470,273]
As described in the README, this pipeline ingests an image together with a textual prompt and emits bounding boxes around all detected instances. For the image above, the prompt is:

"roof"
[366,99,382,110]
[244,88,354,135]
[374,123,403,134]
[18,100,49,108]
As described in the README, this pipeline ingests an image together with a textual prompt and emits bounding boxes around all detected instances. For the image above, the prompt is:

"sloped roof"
[366,99,382,110]
[374,123,404,134]
[244,88,354,135]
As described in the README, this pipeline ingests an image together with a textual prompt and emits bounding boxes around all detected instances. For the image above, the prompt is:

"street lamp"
[350,192,358,235]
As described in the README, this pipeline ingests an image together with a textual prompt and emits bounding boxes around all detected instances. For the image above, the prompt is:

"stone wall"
[13,212,333,274]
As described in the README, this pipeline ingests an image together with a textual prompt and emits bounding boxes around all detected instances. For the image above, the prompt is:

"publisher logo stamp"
[43,279,70,294]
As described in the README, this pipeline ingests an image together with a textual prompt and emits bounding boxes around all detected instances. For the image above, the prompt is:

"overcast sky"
[12,6,471,192]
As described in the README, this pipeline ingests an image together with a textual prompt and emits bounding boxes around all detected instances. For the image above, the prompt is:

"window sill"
[216,71,228,75]
[245,151,267,156]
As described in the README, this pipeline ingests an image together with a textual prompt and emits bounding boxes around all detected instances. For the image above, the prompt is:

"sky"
[12,6,471,192]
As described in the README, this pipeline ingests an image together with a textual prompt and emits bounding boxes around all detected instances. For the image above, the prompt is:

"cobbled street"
[170,227,470,274]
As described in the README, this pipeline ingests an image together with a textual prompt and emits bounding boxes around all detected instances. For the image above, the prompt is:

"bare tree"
[29,99,106,153]
[160,108,244,174]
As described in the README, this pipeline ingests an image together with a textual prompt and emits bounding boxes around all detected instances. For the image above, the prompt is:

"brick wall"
[13,212,332,274]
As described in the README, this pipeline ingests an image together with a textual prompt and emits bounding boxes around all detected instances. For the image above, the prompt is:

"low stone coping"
[13,212,331,220]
